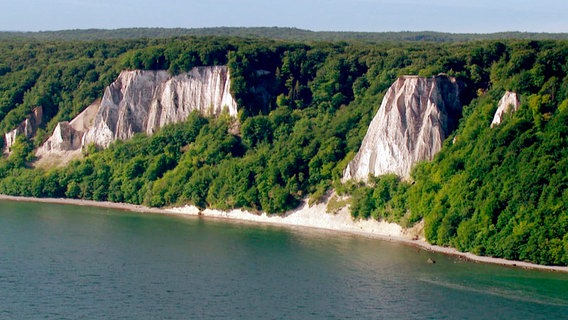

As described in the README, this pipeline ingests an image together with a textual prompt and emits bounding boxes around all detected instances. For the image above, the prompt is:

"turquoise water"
[0,200,567,319]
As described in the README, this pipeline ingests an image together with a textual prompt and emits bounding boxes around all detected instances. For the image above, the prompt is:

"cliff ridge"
[343,75,462,181]
[36,66,237,165]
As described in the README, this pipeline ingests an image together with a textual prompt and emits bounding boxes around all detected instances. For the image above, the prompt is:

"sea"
[0,200,567,319]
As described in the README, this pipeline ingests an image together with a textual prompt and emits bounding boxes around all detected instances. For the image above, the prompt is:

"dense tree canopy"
[0,34,567,265]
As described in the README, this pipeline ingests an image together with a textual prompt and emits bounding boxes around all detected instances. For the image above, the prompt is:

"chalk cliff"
[36,100,100,159]
[83,66,237,148]
[38,65,237,159]
[343,75,462,181]
[491,91,520,127]
[4,106,43,154]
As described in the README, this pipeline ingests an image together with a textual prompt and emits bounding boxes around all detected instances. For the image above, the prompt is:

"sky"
[1,0,568,33]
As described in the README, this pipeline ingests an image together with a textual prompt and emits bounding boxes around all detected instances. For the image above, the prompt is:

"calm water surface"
[0,200,567,319]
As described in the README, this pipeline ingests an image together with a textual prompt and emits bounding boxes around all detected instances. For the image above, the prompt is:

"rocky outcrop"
[343,75,462,181]
[4,106,43,153]
[82,66,237,148]
[36,100,100,157]
[491,91,520,127]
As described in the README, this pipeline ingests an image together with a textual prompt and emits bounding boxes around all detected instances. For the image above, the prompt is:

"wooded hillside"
[0,34,566,265]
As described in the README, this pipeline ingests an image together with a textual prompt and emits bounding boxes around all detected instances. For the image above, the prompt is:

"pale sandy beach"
[1,193,567,273]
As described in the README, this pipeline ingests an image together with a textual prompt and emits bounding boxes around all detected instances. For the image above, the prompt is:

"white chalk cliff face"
[343,75,462,181]
[83,66,237,148]
[38,65,237,160]
[491,91,520,127]
[36,100,100,158]
[4,106,43,153]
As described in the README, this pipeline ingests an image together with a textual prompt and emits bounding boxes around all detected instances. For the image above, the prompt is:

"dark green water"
[0,200,567,319]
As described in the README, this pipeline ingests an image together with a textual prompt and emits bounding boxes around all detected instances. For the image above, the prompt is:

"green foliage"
[7,136,35,168]
[406,81,568,265]
[348,175,410,224]
[241,116,273,148]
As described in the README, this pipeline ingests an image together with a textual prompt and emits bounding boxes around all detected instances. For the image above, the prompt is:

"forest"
[0,31,567,265]
[2,27,568,42]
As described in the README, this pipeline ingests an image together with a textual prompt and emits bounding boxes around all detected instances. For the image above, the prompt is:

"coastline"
[2,193,567,273]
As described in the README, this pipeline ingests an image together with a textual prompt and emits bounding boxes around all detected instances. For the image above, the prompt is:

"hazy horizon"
[3,26,568,35]
[2,0,567,34]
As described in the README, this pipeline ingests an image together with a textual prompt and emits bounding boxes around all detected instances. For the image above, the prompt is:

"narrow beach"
[1,194,567,273]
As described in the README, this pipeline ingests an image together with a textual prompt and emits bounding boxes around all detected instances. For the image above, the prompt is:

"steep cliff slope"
[37,66,237,163]
[83,66,237,148]
[343,75,462,180]
[35,101,100,166]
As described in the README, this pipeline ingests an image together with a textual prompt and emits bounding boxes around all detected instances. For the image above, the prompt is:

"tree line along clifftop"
[0,34,567,265]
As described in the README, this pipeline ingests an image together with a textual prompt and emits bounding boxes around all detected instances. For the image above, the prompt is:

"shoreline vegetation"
[2,194,567,273]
